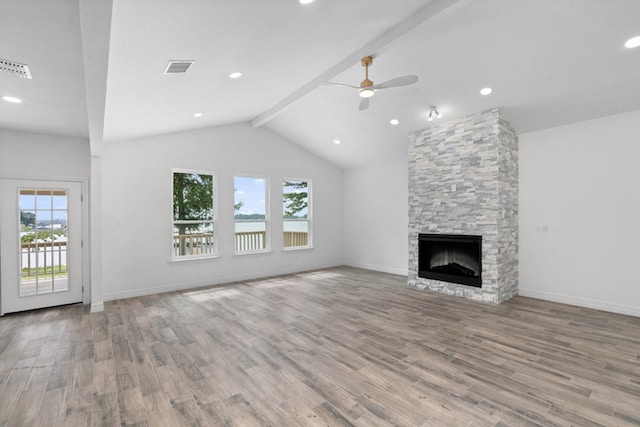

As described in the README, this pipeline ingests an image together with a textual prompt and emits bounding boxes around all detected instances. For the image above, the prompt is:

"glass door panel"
[19,189,69,296]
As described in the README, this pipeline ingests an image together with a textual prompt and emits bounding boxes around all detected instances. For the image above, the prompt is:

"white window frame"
[282,177,312,250]
[171,168,218,261]
[233,174,270,255]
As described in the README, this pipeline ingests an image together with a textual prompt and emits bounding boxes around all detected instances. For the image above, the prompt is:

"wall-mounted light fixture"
[427,106,441,122]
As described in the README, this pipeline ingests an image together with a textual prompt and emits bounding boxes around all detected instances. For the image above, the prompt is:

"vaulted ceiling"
[2,0,639,169]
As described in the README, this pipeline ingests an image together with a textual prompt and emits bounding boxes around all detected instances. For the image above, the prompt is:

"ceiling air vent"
[163,60,195,74]
[0,58,32,79]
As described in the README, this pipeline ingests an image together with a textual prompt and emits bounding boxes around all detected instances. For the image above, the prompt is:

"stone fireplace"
[408,108,518,304]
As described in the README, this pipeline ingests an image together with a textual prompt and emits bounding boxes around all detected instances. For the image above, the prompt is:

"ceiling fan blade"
[371,75,419,89]
[359,97,370,111]
[322,81,361,89]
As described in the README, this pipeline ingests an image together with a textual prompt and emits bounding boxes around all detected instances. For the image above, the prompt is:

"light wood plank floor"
[1,266,639,426]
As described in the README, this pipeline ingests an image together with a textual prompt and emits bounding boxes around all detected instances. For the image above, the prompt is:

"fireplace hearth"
[418,234,482,288]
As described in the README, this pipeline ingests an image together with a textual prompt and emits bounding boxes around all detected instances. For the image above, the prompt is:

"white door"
[0,180,83,315]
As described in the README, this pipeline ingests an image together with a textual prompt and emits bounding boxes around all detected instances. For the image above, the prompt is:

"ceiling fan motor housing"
[360,78,373,88]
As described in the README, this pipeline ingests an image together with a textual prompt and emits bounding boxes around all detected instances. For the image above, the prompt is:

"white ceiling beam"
[78,0,114,157]
[250,0,469,128]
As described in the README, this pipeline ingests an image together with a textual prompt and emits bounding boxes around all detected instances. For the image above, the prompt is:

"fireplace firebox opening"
[418,234,482,287]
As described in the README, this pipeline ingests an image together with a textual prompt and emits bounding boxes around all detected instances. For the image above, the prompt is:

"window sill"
[282,246,313,252]
[233,249,272,257]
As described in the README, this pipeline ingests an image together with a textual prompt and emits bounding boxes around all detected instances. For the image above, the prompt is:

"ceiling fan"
[323,56,419,111]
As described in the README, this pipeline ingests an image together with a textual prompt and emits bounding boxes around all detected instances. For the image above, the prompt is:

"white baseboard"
[103,262,342,302]
[518,288,640,318]
[90,302,104,313]
[343,261,408,277]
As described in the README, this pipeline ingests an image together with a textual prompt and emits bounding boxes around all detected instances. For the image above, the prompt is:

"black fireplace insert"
[418,233,482,287]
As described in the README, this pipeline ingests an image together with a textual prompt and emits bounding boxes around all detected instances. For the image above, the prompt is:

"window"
[172,171,216,259]
[283,179,311,249]
[234,176,268,253]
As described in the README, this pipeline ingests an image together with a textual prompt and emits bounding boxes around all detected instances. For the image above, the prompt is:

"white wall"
[519,110,640,316]
[100,123,344,300]
[343,155,408,275]
[0,129,90,178]
[0,128,91,306]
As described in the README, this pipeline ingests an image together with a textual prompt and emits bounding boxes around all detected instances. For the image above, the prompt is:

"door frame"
[0,175,90,313]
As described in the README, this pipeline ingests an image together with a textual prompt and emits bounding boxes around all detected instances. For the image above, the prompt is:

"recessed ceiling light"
[333,139,341,144]
[299,0,315,4]
[625,36,640,49]
[2,95,22,103]
[229,72,243,79]
[480,87,492,96]
[390,119,399,126]
[194,113,203,118]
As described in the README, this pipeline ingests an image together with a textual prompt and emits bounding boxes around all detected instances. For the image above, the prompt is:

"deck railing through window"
[235,231,266,252]
[173,233,215,256]
[284,231,308,247]
[21,241,67,277]
[173,231,309,254]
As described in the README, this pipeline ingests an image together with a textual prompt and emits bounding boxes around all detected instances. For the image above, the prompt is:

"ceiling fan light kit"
[359,88,375,98]
[324,55,418,110]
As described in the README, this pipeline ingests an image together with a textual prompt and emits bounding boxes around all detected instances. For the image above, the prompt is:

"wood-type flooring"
[1,266,639,426]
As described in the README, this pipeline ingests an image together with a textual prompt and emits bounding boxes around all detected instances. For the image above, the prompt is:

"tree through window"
[172,171,215,258]
[283,179,311,249]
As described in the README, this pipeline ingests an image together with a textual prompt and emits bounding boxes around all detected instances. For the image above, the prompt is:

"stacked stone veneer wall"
[408,108,518,304]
